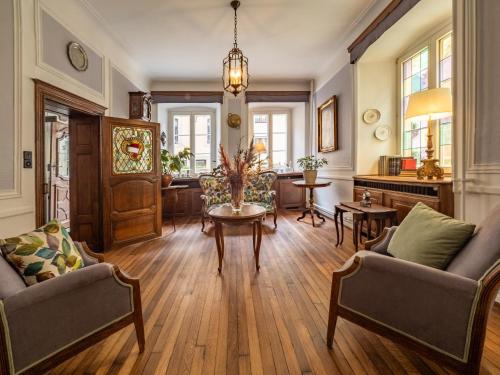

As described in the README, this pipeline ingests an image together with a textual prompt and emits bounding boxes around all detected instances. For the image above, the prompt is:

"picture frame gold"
[318,95,338,153]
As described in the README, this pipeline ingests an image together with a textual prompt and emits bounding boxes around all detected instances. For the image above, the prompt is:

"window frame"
[249,108,292,169]
[167,107,217,174]
[396,23,452,173]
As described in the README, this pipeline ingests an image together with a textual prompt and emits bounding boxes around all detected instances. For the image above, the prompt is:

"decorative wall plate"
[362,109,381,124]
[67,42,88,71]
[227,113,241,128]
[374,125,391,141]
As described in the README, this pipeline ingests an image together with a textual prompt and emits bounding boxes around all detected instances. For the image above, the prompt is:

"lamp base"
[416,158,444,180]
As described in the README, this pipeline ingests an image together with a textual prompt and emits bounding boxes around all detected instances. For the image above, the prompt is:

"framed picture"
[318,95,338,153]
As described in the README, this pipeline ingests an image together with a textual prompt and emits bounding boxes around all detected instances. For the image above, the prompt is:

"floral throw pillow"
[0,220,84,286]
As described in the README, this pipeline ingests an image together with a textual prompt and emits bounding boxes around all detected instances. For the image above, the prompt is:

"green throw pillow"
[387,203,476,270]
[0,219,84,286]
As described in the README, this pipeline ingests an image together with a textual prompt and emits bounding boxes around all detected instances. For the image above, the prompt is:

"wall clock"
[67,42,88,72]
[227,113,241,128]
[362,108,380,124]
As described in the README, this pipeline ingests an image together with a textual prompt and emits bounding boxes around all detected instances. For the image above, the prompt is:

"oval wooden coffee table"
[208,204,266,273]
[292,179,332,227]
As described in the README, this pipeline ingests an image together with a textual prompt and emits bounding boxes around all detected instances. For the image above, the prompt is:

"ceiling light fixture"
[222,0,249,96]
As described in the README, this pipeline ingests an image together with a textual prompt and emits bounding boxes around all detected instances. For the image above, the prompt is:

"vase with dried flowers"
[219,140,256,213]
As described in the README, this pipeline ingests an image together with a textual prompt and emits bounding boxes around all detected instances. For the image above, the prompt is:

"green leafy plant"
[297,155,328,171]
[160,148,193,175]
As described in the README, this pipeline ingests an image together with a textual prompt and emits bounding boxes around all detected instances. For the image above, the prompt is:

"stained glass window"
[112,126,153,174]
[402,47,429,164]
[438,33,453,168]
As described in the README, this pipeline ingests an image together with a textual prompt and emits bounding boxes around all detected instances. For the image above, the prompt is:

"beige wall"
[0,0,148,238]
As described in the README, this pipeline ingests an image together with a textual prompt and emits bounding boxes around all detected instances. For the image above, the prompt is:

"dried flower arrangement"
[219,139,256,212]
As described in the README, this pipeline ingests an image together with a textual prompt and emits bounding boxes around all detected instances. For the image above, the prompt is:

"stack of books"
[378,155,401,176]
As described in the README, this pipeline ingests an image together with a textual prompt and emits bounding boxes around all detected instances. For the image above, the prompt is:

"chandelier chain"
[234,6,238,48]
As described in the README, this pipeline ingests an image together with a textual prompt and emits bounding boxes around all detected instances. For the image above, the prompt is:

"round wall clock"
[374,125,391,141]
[67,42,88,72]
[227,113,241,128]
[362,108,381,124]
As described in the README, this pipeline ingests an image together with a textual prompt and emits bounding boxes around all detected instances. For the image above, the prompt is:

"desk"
[334,202,398,251]
[161,185,189,231]
[292,179,331,227]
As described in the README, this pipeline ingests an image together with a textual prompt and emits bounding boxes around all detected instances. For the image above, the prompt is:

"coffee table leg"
[215,222,224,273]
[254,219,262,271]
[334,208,340,247]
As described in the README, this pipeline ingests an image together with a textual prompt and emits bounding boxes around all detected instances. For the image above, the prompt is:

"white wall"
[0,0,148,238]
[355,61,397,174]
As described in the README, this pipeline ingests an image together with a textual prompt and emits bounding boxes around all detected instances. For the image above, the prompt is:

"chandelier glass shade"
[222,1,249,96]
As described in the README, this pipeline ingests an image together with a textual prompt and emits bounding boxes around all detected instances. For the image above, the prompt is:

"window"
[399,28,452,170]
[251,110,290,169]
[167,109,216,175]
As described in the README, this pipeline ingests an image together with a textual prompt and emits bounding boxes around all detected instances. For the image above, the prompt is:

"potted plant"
[160,148,193,187]
[297,155,328,184]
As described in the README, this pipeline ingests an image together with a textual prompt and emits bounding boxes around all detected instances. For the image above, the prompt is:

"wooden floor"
[49,210,500,375]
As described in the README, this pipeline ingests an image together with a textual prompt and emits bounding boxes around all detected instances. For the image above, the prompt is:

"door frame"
[34,79,106,227]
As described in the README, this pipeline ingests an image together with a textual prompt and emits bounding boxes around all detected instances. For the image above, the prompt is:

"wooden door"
[49,122,70,227]
[69,115,102,250]
[101,117,161,249]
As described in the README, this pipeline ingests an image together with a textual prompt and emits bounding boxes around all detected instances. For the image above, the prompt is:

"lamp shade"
[254,142,266,153]
[405,88,452,121]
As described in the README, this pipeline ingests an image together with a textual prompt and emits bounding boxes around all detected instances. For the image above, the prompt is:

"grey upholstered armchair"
[327,206,500,375]
[0,242,144,375]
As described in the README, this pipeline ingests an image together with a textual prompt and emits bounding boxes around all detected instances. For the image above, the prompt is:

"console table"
[353,175,453,223]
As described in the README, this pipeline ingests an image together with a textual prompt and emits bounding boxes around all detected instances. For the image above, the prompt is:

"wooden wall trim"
[150,91,224,104]
[34,79,107,227]
[245,91,310,103]
[347,0,421,64]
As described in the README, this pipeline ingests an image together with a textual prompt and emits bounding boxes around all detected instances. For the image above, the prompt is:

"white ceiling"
[82,0,376,81]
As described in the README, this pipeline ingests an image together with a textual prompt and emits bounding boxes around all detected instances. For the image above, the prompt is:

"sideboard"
[353,175,454,223]
[163,172,306,218]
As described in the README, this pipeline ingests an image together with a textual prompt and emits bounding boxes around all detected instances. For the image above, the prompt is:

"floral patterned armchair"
[199,171,278,231]
[199,174,231,232]
[244,171,278,228]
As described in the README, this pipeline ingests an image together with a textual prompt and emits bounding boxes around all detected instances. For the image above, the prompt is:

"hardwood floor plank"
[46,210,500,375]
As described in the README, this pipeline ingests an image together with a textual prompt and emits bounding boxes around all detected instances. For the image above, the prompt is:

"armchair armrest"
[75,241,104,266]
[364,226,398,253]
[2,263,136,373]
[334,251,479,360]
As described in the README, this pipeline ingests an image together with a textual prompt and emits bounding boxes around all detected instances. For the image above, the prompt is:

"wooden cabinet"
[275,176,306,209]
[162,188,203,217]
[353,175,453,223]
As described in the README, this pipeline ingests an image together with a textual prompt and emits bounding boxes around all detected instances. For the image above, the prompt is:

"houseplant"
[297,155,328,184]
[219,140,256,212]
[160,148,193,187]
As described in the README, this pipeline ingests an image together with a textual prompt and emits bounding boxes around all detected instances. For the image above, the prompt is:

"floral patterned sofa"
[199,171,278,231]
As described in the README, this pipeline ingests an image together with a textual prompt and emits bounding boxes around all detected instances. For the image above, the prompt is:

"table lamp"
[254,141,267,171]
[405,87,452,180]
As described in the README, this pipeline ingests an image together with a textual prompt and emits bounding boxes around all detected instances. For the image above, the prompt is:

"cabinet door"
[101,117,161,249]
[279,179,305,208]
[190,188,204,215]
[383,192,439,223]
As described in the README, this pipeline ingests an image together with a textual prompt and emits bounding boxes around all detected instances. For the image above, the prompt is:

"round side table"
[292,179,332,227]
[208,204,266,272]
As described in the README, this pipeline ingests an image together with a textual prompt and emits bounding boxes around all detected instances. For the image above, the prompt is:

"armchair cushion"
[244,171,277,211]
[0,220,84,286]
[199,175,231,207]
[339,251,479,360]
[2,263,134,373]
[387,203,475,270]
[0,255,26,299]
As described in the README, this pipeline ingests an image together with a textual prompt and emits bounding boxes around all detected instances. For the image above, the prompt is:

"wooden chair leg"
[201,214,205,232]
[134,310,145,353]
[327,278,340,348]
[273,208,277,229]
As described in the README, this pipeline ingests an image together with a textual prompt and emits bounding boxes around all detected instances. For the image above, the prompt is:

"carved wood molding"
[34,79,107,227]
[150,91,224,104]
[245,91,310,103]
[347,0,421,64]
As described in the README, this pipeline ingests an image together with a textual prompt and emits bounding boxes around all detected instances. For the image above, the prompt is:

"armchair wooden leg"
[273,209,277,229]
[134,310,145,353]
[201,214,205,232]
[327,276,341,348]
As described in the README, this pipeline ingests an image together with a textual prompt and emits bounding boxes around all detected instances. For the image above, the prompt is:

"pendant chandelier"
[222,0,249,96]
